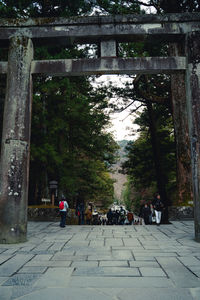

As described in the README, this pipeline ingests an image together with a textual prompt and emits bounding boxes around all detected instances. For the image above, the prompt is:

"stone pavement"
[0,221,200,300]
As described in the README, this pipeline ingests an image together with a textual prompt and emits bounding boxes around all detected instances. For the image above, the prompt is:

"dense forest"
[0,0,119,209]
[0,0,199,213]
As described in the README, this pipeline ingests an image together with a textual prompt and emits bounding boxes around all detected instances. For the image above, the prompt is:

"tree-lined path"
[0,221,199,299]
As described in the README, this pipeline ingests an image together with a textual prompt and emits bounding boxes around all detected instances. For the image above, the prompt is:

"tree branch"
[121,104,145,121]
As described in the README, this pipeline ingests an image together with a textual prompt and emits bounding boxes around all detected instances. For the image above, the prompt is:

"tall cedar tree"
[0,1,118,208]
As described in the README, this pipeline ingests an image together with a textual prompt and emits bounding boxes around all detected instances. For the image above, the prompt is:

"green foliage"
[158,0,200,13]
[123,104,176,206]
[29,71,118,206]
[122,180,132,211]
[96,0,141,14]
[0,0,94,18]
[0,1,118,208]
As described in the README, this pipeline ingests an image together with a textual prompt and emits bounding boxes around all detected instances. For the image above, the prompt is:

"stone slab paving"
[0,221,200,299]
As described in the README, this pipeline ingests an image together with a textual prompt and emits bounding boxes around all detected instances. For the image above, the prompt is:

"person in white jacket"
[59,197,69,228]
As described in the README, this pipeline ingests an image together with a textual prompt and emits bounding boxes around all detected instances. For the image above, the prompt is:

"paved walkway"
[0,221,200,299]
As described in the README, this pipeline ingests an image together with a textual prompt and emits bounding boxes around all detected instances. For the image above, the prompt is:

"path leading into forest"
[0,221,200,299]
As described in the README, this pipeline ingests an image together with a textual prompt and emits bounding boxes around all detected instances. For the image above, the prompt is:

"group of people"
[58,193,164,227]
[140,194,164,226]
[106,207,134,225]
[76,203,104,225]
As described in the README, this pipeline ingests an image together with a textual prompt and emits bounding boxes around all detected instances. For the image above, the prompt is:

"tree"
[0,1,118,209]
[96,0,195,206]
[122,103,176,209]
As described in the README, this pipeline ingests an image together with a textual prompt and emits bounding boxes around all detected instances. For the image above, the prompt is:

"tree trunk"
[170,43,193,205]
[146,101,169,222]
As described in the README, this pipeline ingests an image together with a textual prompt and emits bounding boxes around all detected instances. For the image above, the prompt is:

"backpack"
[59,201,64,210]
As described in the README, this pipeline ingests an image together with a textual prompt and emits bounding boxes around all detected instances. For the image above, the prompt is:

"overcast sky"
[94,75,140,141]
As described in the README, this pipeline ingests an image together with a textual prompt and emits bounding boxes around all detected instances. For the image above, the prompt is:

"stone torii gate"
[0,13,200,243]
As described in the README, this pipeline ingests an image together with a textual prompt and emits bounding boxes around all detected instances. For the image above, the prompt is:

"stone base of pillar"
[0,224,27,244]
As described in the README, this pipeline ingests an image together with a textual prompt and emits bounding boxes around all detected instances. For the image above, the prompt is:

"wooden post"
[0,36,33,243]
[52,193,55,207]
[185,31,200,242]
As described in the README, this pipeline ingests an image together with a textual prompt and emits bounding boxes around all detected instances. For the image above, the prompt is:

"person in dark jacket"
[107,209,113,225]
[152,194,164,226]
[142,204,151,225]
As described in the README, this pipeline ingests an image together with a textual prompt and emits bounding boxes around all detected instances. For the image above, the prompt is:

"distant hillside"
[110,140,130,202]
[117,140,130,162]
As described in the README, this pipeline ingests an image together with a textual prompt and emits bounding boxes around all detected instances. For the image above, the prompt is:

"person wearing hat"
[59,197,69,228]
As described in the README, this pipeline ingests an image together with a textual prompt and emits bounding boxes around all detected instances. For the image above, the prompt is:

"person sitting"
[127,211,134,225]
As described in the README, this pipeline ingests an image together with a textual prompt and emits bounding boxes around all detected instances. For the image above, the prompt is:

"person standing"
[59,197,69,228]
[149,204,156,224]
[85,205,92,225]
[76,201,85,225]
[152,194,164,226]
[142,204,151,225]
[107,208,113,225]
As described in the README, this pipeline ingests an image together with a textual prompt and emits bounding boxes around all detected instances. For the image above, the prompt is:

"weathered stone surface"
[73,266,140,277]
[0,254,34,276]
[157,257,200,287]
[0,36,33,244]
[71,261,98,268]
[0,221,199,299]
[0,13,200,27]
[112,250,134,260]
[25,260,72,267]
[117,288,194,300]
[0,255,14,265]
[17,266,48,274]
[101,40,117,57]
[99,260,129,267]
[10,287,113,300]
[0,13,200,46]
[177,256,200,266]
[31,57,186,77]
[51,254,87,261]
[129,261,160,268]
[0,287,12,300]
[188,266,200,278]
[69,276,173,288]
[190,288,200,300]
[2,273,41,286]
[34,268,74,287]
[139,267,167,277]
[186,31,200,242]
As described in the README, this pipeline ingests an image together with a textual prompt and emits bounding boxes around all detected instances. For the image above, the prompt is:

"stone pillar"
[185,32,200,242]
[100,40,117,57]
[0,36,33,243]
